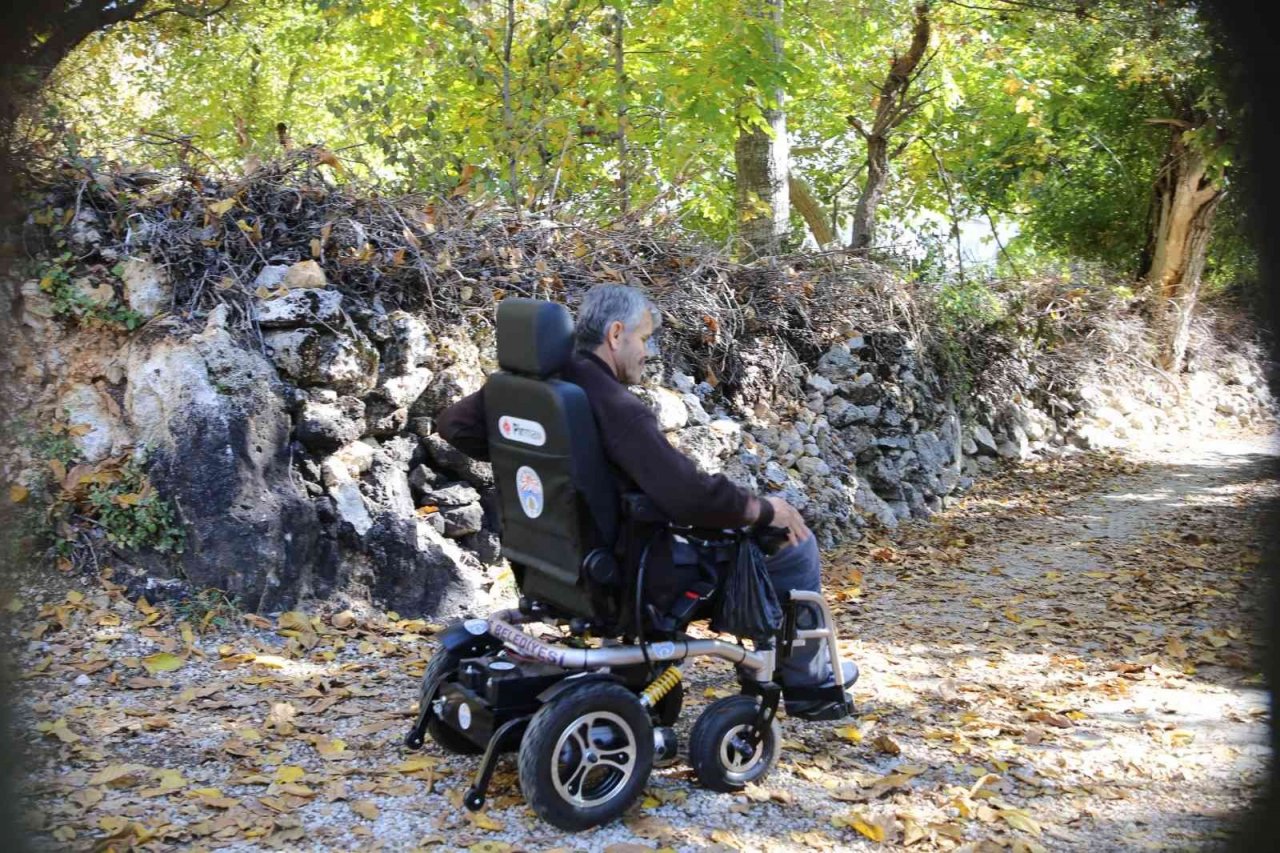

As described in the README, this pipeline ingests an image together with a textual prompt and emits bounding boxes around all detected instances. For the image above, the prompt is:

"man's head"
[574,284,661,384]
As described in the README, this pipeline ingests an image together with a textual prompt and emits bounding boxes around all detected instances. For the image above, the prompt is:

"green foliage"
[84,462,186,555]
[36,253,144,331]
[17,426,185,560]
[173,588,242,632]
[31,0,1257,294]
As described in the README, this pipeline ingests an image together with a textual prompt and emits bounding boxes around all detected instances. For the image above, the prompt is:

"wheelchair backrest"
[483,298,619,619]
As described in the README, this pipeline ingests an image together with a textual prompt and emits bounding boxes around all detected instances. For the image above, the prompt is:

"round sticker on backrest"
[516,465,544,519]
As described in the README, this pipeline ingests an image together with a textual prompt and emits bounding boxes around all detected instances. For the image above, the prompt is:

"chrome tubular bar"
[485,610,775,681]
[787,589,848,688]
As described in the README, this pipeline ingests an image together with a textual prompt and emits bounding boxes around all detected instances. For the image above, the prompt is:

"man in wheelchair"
[404,285,857,829]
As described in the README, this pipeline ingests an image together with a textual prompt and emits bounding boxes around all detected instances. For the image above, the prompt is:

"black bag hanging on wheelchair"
[710,537,783,643]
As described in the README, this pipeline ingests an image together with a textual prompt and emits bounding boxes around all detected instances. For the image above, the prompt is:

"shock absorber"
[639,665,681,708]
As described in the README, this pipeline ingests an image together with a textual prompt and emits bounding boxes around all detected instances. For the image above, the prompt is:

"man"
[437,283,855,718]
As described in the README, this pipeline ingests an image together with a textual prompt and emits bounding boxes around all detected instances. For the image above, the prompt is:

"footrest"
[781,683,855,721]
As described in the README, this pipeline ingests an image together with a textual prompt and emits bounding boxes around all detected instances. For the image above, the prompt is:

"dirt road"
[7,433,1276,851]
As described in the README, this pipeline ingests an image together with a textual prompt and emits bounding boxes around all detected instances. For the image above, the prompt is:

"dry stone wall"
[2,185,1274,620]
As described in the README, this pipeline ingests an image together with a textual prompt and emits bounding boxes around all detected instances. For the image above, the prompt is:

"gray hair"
[574,284,660,352]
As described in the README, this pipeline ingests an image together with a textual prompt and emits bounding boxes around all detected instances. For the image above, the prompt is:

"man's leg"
[763,535,829,688]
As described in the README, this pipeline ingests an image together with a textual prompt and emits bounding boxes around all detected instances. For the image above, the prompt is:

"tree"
[733,0,790,259]
[0,1,231,223]
[847,2,932,254]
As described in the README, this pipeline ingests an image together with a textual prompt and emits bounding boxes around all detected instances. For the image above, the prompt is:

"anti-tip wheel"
[688,695,780,792]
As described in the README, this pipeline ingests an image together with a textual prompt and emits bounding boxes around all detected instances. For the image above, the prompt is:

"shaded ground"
[4,432,1275,852]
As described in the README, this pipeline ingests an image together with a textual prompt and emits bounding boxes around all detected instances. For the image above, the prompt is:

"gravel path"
[5,431,1275,852]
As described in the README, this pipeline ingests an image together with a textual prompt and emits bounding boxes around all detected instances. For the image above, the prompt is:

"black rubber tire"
[688,695,780,792]
[418,649,483,755]
[652,679,684,728]
[518,682,654,831]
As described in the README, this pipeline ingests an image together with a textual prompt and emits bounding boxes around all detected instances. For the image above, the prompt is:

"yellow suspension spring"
[640,666,682,708]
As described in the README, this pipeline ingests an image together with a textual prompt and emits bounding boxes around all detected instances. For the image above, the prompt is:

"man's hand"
[765,496,811,547]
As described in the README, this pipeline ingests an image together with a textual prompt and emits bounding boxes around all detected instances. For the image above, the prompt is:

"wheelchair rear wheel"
[518,682,654,831]
[418,650,483,755]
[689,695,780,792]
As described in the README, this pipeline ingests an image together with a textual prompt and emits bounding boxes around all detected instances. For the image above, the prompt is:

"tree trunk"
[1140,124,1225,372]
[787,172,836,246]
[849,135,888,252]
[846,2,931,254]
[734,0,789,260]
[613,7,629,214]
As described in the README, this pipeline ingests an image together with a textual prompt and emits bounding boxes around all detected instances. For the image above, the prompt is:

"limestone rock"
[440,503,484,538]
[254,289,342,328]
[296,395,365,452]
[636,386,688,432]
[283,259,328,289]
[422,482,482,507]
[362,515,485,617]
[263,328,379,394]
[123,320,326,611]
[121,258,172,318]
[60,383,130,462]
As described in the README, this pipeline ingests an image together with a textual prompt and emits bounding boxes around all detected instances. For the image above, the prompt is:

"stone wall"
[3,204,1274,619]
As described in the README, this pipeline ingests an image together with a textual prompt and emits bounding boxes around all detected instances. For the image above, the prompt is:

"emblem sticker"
[651,641,677,660]
[498,415,547,447]
[516,465,544,519]
[463,618,488,636]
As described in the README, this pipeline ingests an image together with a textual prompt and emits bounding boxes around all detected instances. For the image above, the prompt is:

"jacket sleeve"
[604,406,757,529]
[435,389,490,461]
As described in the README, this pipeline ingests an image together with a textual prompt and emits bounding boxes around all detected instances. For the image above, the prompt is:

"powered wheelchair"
[403,298,856,830]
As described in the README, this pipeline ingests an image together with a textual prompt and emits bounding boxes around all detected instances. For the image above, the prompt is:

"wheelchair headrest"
[496,298,574,378]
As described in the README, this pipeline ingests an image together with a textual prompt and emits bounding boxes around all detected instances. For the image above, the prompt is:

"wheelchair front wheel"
[518,682,654,831]
[689,695,780,792]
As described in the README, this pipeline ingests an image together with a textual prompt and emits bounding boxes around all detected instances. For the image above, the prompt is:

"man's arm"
[606,408,775,530]
[435,389,490,461]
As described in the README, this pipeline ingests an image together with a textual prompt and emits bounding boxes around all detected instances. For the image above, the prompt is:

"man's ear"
[606,320,625,350]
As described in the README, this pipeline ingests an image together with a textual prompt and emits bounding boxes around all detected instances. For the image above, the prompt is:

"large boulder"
[362,515,485,616]
[124,315,329,611]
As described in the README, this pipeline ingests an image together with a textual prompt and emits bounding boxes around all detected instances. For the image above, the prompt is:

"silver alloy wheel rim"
[718,723,765,784]
[550,711,637,809]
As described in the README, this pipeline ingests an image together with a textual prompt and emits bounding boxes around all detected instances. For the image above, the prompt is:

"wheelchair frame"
[403,586,853,830]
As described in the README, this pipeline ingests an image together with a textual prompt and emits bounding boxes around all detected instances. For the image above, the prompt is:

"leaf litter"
[4,434,1274,851]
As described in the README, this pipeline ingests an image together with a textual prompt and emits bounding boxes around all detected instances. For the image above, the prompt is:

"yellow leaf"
[834,811,885,842]
[90,764,150,787]
[999,808,1042,836]
[835,725,863,743]
[352,800,380,820]
[141,652,184,675]
[114,491,143,507]
[154,769,186,790]
[469,843,512,853]
[872,734,901,756]
[317,738,348,759]
[49,458,66,483]
[1002,77,1021,95]
[8,484,28,503]
[273,765,306,784]
[207,198,237,216]
[468,811,504,831]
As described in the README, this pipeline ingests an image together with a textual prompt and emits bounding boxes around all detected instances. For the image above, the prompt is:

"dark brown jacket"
[436,351,769,530]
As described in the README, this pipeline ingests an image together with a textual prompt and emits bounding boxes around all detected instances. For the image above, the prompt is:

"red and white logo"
[498,416,546,447]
